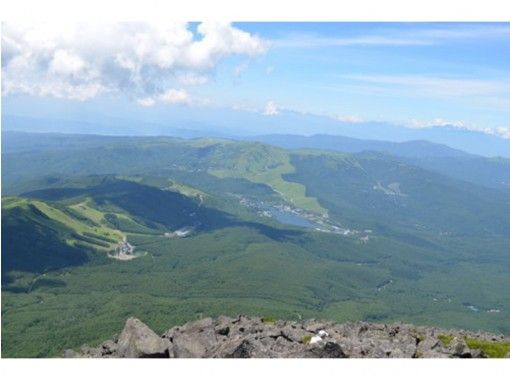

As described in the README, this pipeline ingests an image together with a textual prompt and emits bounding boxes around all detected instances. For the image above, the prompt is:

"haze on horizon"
[2,22,510,156]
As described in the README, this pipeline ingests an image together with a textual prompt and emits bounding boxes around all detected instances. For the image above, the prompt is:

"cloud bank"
[408,118,510,139]
[1,22,268,101]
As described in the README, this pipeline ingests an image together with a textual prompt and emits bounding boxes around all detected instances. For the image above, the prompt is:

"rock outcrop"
[64,315,508,358]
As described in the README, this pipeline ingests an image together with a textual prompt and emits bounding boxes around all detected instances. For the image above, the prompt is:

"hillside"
[253,134,472,158]
[287,151,510,236]
[252,133,510,190]
[2,132,510,358]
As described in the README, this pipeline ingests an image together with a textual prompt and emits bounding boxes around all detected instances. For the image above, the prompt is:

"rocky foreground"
[64,316,509,358]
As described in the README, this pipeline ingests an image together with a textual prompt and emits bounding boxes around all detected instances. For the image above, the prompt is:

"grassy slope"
[4,197,122,250]
[3,138,326,214]
[205,141,326,214]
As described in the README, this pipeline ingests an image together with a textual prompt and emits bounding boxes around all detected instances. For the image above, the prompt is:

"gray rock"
[171,318,218,358]
[471,349,487,358]
[225,339,256,358]
[63,315,509,359]
[183,317,214,331]
[116,317,170,358]
[213,338,270,358]
[280,325,307,343]
[303,342,348,358]
[370,346,389,358]
[451,337,472,358]
[417,336,440,352]
[215,325,230,336]
[172,333,209,358]
[101,339,117,356]
[79,345,102,358]
[389,348,404,358]
[63,349,78,358]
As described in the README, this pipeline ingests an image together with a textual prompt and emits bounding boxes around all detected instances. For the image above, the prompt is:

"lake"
[268,207,317,228]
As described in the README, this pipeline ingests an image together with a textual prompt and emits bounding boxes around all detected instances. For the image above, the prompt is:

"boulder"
[451,337,472,358]
[63,349,78,358]
[171,320,217,358]
[101,339,118,356]
[280,325,308,343]
[213,338,269,358]
[226,339,256,358]
[471,349,487,358]
[116,318,170,358]
[78,345,102,358]
[303,342,348,358]
[172,333,209,358]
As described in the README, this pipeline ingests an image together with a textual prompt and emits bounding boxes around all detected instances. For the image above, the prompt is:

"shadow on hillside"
[23,178,308,242]
[2,206,90,286]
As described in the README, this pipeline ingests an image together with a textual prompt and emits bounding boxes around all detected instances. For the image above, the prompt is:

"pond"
[267,206,317,228]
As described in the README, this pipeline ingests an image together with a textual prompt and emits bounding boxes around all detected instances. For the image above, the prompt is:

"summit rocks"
[64,316,507,358]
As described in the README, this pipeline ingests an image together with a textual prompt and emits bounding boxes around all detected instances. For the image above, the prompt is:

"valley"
[2,131,510,357]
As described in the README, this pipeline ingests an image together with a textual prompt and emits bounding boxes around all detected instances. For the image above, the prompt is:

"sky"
[2,22,510,145]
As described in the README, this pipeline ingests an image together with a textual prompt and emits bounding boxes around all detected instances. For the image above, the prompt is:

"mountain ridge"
[250,133,510,190]
[251,133,474,158]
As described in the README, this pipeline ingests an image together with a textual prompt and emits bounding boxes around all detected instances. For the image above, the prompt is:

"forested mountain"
[2,131,509,357]
[252,134,510,190]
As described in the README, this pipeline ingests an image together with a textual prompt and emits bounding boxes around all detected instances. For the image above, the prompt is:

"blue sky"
[3,22,510,142]
[210,22,510,131]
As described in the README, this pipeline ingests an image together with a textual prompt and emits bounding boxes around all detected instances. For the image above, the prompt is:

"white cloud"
[336,115,364,123]
[136,88,208,107]
[158,88,190,104]
[408,25,510,41]
[408,118,466,129]
[2,22,268,101]
[176,72,209,86]
[186,23,267,70]
[273,35,433,48]
[408,118,510,139]
[49,49,88,77]
[492,127,510,139]
[272,25,510,48]
[2,79,107,101]
[137,97,156,107]
[263,101,280,116]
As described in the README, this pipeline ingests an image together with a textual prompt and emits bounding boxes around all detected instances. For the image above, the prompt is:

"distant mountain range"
[249,134,510,190]
[4,130,510,190]
[3,106,510,157]
[251,134,471,158]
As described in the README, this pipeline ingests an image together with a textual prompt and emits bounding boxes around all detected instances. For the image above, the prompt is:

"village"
[108,236,138,261]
